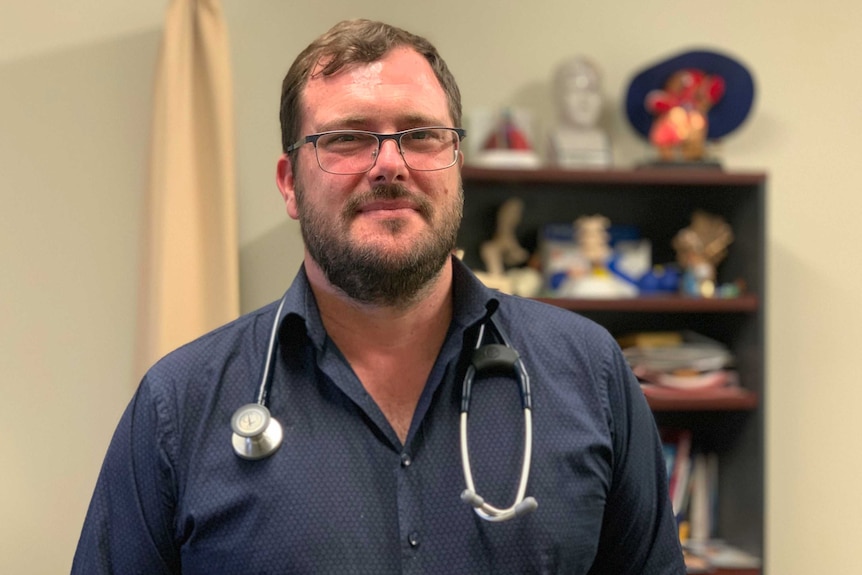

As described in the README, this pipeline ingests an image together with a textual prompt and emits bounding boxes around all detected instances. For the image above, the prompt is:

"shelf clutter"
[620,330,758,412]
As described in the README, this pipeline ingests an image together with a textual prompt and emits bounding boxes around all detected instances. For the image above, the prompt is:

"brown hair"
[279,19,462,157]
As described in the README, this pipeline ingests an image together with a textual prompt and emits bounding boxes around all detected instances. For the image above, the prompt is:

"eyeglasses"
[286,127,466,175]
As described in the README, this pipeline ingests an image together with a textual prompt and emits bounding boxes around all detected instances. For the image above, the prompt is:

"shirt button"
[400,452,412,467]
[408,531,420,548]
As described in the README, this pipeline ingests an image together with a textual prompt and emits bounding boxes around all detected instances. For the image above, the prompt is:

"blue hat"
[625,49,755,140]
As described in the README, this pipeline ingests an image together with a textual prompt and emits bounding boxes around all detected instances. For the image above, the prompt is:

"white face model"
[556,59,603,129]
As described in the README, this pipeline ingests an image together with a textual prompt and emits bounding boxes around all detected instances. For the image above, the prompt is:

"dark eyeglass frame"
[285,126,467,174]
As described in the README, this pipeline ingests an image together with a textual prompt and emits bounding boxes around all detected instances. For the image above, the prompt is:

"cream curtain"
[136,0,239,377]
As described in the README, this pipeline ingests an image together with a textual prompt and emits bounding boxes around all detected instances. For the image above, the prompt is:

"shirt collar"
[275,256,500,347]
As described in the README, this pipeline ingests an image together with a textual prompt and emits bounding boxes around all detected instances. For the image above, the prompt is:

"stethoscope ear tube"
[461,344,532,412]
[460,407,536,521]
[459,318,537,522]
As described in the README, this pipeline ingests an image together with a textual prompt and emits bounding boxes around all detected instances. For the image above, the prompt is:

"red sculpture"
[645,69,726,162]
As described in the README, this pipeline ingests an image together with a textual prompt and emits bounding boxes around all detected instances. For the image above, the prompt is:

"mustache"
[344,184,433,219]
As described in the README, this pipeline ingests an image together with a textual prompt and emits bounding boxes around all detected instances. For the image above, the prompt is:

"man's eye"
[320,133,374,151]
[408,130,433,140]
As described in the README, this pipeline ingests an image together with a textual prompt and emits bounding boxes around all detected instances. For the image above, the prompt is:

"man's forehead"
[307,47,433,85]
[301,49,448,126]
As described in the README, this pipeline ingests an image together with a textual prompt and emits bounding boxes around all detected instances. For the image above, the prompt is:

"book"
[668,430,693,516]
[688,453,711,542]
[662,442,677,481]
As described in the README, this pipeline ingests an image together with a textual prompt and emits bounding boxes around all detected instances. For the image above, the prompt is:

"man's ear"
[276,154,300,220]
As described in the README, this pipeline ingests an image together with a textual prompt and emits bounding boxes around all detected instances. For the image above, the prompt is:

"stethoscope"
[230,295,538,522]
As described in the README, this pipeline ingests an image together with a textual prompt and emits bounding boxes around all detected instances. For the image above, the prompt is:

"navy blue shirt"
[73,258,684,574]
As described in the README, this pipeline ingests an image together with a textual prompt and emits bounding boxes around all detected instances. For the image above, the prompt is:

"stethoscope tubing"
[460,408,535,521]
[256,295,287,405]
[458,318,537,521]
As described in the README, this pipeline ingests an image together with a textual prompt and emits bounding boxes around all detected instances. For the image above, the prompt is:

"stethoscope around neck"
[230,295,538,522]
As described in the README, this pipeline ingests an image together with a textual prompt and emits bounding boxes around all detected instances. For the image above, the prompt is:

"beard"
[295,181,463,308]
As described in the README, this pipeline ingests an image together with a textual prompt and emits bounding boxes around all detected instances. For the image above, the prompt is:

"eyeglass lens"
[315,128,460,174]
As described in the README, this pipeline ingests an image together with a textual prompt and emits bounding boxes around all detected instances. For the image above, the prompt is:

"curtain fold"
[136,0,239,377]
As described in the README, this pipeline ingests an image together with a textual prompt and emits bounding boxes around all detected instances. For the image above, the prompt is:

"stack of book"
[619,330,742,399]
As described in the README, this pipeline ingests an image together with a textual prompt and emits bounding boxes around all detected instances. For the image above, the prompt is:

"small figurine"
[559,215,637,298]
[472,197,542,297]
[645,69,725,162]
[479,197,531,277]
[672,210,734,297]
[574,214,612,273]
[548,57,612,168]
[625,49,755,166]
[471,108,542,169]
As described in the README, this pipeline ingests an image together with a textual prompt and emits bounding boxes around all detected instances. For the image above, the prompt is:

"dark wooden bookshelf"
[460,165,766,568]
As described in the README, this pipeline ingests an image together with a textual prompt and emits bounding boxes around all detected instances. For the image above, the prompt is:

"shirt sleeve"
[588,341,687,575]
[71,375,181,575]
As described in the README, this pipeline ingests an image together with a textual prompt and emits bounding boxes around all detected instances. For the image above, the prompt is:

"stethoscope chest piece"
[231,403,283,460]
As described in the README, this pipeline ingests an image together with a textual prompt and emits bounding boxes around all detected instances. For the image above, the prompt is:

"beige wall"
[1,1,860,573]
[0,30,159,572]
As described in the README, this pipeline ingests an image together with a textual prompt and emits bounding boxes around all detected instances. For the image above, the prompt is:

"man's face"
[276,47,464,306]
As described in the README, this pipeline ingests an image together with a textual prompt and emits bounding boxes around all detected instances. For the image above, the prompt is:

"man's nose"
[369,138,408,181]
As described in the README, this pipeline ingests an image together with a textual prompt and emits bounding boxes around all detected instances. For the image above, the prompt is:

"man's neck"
[304,256,454,442]
[304,256,454,339]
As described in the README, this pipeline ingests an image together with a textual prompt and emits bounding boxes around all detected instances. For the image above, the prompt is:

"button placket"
[397,447,424,573]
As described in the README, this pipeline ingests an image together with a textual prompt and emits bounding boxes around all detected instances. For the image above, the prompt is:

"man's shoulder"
[144,300,281,384]
[496,293,610,338]
[493,293,621,367]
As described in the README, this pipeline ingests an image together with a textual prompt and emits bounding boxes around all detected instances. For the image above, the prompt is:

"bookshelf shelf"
[533,294,759,313]
[461,165,766,186]
[460,165,766,566]
[643,387,759,412]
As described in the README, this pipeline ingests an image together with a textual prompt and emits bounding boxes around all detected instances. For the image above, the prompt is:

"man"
[73,19,685,574]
